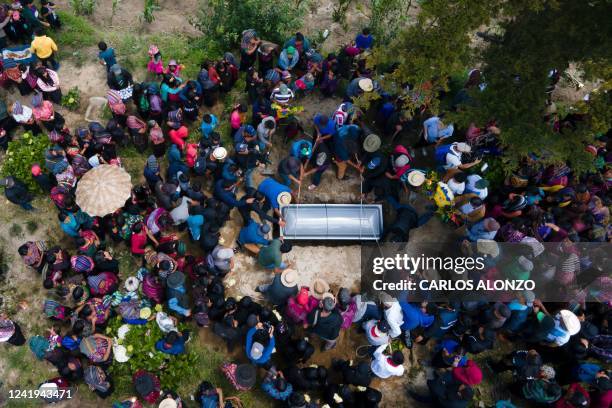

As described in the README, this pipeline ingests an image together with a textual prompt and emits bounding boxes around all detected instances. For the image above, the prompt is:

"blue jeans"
[356,303,382,324]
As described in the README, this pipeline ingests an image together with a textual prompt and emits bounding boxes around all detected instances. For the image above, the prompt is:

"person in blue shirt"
[290,138,313,162]
[313,113,336,145]
[187,214,204,241]
[355,28,374,50]
[155,330,189,355]
[332,124,361,180]
[214,179,243,209]
[245,325,275,365]
[261,373,293,401]
[238,220,271,253]
[400,301,435,347]
[423,115,454,144]
[200,113,218,139]
[97,42,117,72]
[257,177,292,215]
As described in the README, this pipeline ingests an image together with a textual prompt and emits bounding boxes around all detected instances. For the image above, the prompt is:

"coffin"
[280,204,383,240]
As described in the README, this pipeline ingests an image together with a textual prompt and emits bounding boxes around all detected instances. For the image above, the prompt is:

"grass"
[106,32,221,77]
[26,220,39,234]
[54,11,99,52]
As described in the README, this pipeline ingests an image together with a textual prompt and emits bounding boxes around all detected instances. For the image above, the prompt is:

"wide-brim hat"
[363,134,381,152]
[312,278,330,299]
[277,191,292,206]
[134,372,155,396]
[559,309,580,335]
[114,344,130,362]
[236,363,257,389]
[358,78,374,92]
[407,170,426,187]
[281,269,298,287]
[158,398,178,408]
[212,147,227,160]
[140,307,152,319]
[125,276,140,293]
[476,239,499,258]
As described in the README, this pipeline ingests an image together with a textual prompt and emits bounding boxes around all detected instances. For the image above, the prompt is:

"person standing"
[306,295,343,351]
[30,28,59,70]
[97,41,117,72]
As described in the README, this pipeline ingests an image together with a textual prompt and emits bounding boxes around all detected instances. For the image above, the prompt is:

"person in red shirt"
[169,125,188,150]
[130,222,157,256]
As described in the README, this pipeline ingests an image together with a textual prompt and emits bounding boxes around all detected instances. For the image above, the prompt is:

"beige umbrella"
[76,164,132,216]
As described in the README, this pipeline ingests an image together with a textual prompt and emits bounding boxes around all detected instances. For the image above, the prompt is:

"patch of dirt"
[301,0,369,54]
[55,0,202,36]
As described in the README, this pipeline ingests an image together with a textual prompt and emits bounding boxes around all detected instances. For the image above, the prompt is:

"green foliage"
[454,0,611,175]
[108,31,220,78]
[106,317,200,394]
[26,220,39,234]
[332,0,353,26]
[1,133,50,193]
[369,0,413,45]
[60,87,81,111]
[110,0,121,23]
[68,0,96,16]
[54,11,98,50]
[9,223,23,237]
[192,0,307,49]
[140,0,160,24]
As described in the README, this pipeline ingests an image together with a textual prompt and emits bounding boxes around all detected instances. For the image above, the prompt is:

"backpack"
[139,93,150,112]
[29,335,50,360]
[149,94,163,114]
[435,143,455,164]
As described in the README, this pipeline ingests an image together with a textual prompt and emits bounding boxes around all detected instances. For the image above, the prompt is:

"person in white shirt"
[447,172,466,195]
[363,319,390,346]
[371,344,405,378]
[383,300,404,338]
[444,142,481,171]
[465,174,489,199]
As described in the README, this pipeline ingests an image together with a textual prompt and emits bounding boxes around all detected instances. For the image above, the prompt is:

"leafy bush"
[191,0,307,49]
[68,0,96,16]
[106,316,200,394]
[0,132,50,193]
[140,0,160,24]
[54,11,99,50]
[61,87,81,111]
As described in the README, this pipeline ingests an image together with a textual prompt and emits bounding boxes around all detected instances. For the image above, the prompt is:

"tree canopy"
[367,0,611,174]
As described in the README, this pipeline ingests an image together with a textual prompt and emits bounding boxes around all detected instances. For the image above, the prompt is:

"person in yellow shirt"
[30,28,59,70]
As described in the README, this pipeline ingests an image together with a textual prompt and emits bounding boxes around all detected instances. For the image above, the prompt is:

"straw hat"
[140,307,152,319]
[476,239,499,258]
[407,170,426,187]
[312,279,330,299]
[235,364,257,389]
[363,134,381,152]
[280,269,298,287]
[358,78,374,92]
[212,147,227,160]
[113,344,130,362]
[277,191,292,206]
[158,398,178,408]
[559,309,580,335]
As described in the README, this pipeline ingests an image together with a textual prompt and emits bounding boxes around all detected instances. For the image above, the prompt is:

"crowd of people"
[0,1,610,408]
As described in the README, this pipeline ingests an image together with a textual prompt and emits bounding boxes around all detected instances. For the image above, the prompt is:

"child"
[147,44,164,76]
[97,41,117,72]
[355,27,373,50]
[165,59,184,82]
